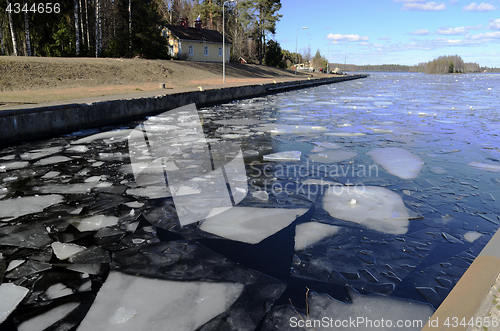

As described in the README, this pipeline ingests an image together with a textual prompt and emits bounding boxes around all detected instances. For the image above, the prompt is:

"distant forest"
[333,55,499,74]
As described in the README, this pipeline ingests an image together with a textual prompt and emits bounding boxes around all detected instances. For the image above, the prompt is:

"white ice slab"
[0,161,29,171]
[294,223,341,251]
[125,186,172,199]
[468,161,500,172]
[367,147,424,179]
[20,147,63,161]
[42,171,61,179]
[34,156,73,166]
[322,186,409,235]
[308,150,357,164]
[251,124,328,135]
[71,129,131,145]
[464,231,482,243]
[17,302,79,331]
[51,242,86,260]
[0,194,64,221]
[0,283,30,324]
[313,142,342,149]
[77,271,243,331]
[6,259,25,272]
[44,283,74,299]
[263,151,301,161]
[200,207,309,244]
[72,215,119,232]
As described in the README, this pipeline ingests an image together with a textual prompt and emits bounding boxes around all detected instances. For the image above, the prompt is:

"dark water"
[0,72,499,330]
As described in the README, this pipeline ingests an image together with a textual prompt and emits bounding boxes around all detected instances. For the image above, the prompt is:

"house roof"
[165,25,232,44]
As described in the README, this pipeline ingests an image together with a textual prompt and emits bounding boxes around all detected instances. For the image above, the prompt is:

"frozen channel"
[1,72,499,330]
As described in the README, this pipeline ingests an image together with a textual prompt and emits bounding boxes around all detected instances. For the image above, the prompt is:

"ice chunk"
[72,215,119,232]
[252,190,269,201]
[464,231,482,243]
[41,171,61,179]
[0,161,29,171]
[313,142,341,149]
[125,186,172,199]
[124,201,144,208]
[325,132,366,137]
[294,222,341,251]
[0,283,29,323]
[34,156,72,166]
[251,124,327,134]
[44,283,74,299]
[17,303,79,331]
[66,145,89,153]
[263,151,301,161]
[322,186,409,234]
[20,147,63,160]
[77,271,243,331]
[51,242,86,260]
[468,161,500,172]
[71,129,131,144]
[367,147,424,179]
[35,183,96,194]
[429,166,447,175]
[200,207,309,244]
[308,150,357,163]
[0,195,64,221]
[6,260,25,272]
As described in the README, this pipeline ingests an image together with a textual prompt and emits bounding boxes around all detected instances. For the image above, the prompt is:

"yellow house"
[162,18,231,63]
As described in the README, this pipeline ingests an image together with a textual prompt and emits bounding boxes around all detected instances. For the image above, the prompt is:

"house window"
[218,46,222,57]
[204,45,209,56]
[188,45,193,56]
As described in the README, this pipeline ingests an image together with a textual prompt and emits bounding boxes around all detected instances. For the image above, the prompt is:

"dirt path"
[1,57,323,108]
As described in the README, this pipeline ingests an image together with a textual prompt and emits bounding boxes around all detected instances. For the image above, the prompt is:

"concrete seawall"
[0,75,366,148]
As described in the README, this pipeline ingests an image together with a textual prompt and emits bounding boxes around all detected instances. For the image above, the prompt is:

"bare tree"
[129,0,132,53]
[0,18,5,55]
[6,0,18,56]
[22,0,31,56]
[95,0,101,57]
[85,0,90,50]
[74,0,80,55]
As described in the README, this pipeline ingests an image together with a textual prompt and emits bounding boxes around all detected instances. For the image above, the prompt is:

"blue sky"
[274,0,500,67]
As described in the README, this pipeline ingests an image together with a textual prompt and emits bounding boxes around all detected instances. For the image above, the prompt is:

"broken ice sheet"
[322,186,409,235]
[0,283,30,324]
[199,207,309,244]
[20,147,63,161]
[294,222,341,251]
[51,242,86,260]
[0,194,64,221]
[263,151,301,161]
[464,231,482,243]
[72,215,119,232]
[308,150,357,164]
[0,223,53,249]
[262,290,433,331]
[77,271,243,331]
[367,147,424,179]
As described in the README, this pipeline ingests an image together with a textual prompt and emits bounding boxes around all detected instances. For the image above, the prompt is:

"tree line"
[0,0,283,63]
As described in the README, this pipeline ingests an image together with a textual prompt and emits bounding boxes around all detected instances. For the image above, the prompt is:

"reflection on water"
[0,73,499,330]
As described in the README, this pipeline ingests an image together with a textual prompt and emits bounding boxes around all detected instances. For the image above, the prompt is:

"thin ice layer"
[0,195,64,221]
[468,161,500,172]
[308,150,357,163]
[322,186,409,235]
[77,271,243,331]
[367,147,424,179]
[294,223,341,251]
[17,302,79,331]
[0,283,30,323]
[51,242,86,260]
[200,207,309,244]
[72,215,119,232]
[263,151,301,161]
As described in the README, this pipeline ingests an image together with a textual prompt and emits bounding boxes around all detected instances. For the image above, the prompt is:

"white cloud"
[409,29,430,35]
[435,26,469,35]
[327,33,369,42]
[402,2,446,10]
[378,37,391,40]
[488,19,500,30]
[463,2,498,11]
[468,31,500,40]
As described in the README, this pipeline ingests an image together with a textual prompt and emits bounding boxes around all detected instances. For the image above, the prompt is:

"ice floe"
[367,147,424,179]
[464,231,482,243]
[263,151,301,161]
[0,194,64,221]
[322,186,409,235]
[200,207,309,244]
[77,271,243,331]
[0,283,30,324]
[294,222,341,251]
[308,150,357,164]
[468,161,500,172]
[34,156,73,166]
[72,215,119,232]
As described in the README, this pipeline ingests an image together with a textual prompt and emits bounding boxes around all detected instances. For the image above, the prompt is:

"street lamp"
[295,26,308,76]
[223,0,236,83]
